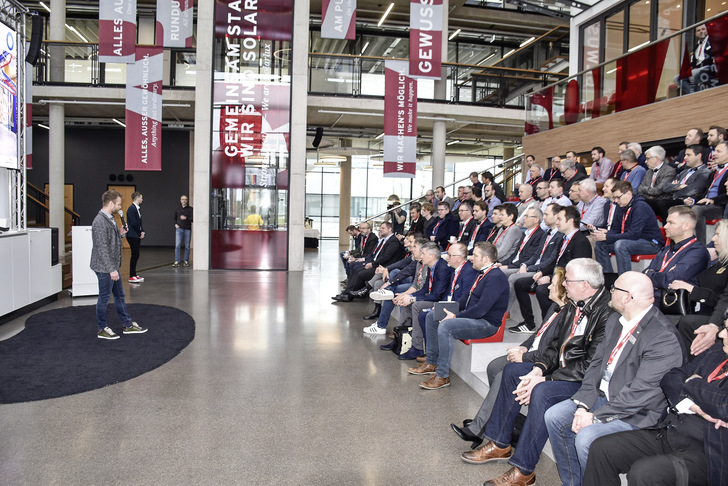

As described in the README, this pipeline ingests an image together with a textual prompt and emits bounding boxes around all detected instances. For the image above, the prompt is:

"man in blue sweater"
[593,180,664,274]
[407,241,508,390]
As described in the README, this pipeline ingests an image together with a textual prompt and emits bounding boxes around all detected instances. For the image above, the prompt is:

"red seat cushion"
[706,219,720,225]
[461,314,507,345]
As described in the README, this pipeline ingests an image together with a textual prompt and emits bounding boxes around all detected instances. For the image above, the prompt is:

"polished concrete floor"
[0,241,561,485]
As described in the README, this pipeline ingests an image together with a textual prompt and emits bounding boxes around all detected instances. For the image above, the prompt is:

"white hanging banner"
[99,0,137,63]
[409,0,443,79]
[156,0,194,47]
[321,0,356,40]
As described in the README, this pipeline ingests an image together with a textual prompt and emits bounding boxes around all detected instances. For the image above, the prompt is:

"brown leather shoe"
[461,441,512,464]
[407,363,436,375]
[482,466,535,486]
[419,375,450,389]
[415,355,427,363]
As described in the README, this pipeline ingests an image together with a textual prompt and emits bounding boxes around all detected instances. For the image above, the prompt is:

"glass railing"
[309,53,567,108]
[32,41,196,88]
[525,13,728,134]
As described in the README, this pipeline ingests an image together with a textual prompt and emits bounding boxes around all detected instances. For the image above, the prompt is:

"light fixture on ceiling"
[519,37,535,48]
[65,23,89,43]
[112,118,126,128]
[378,3,395,27]
[449,29,461,41]
[446,140,460,146]
[37,123,50,130]
[375,133,384,140]
[361,41,370,55]
[40,1,50,12]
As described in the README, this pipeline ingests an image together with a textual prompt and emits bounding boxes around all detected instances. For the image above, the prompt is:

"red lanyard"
[660,238,697,272]
[487,226,499,241]
[520,197,534,207]
[494,225,513,245]
[568,307,583,338]
[536,308,562,337]
[620,207,632,233]
[470,220,486,244]
[607,323,640,366]
[361,234,369,250]
[539,231,553,257]
[711,165,728,187]
[469,265,495,293]
[433,218,443,234]
[680,169,695,185]
[457,217,473,239]
[594,164,600,181]
[427,262,437,291]
[707,358,728,383]
[449,263,464,295]
[558,232,574,261]
[517,227,538,253]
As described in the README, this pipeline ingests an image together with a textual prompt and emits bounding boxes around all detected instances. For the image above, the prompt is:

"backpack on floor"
[391,325,413,355]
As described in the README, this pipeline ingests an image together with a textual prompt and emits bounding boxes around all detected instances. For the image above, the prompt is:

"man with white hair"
[575,179,607,231]
[545,271,685,486]
[637,145,676,201]
[627,142,647,169]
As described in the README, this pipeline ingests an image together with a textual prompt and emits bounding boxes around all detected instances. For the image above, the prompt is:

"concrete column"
[339,156,352,247]
[431,0,449,191]
[288,0,310,271]
[49,0,65,83]
[192,0,213,270]
[49,0,65,254]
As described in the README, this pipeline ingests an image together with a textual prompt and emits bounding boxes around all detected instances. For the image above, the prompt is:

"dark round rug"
[0,304,195,404]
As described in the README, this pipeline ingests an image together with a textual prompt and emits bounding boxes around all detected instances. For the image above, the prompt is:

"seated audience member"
[497,207,545,276]
[592,181,664,275]
[617,149,647,191]
[588,146,613,184]
[467,259,612,486]
[507,204,564,332]
[627,142,648,168]
[421,202,436,238]
[492,204,522,264]
[470,171,483,191]
[511,205,592,332]
[407,202,424,235]
[483,182,503,222]
[576,179,607,230]
[535,180,551,214]
[670,128,704,171]
[435,186,454,210]
[644,205,710,298]
[584,323,728,486]
[596,177,618,231]
[364,237,428,334]
[568,182,581,205]
[384,195,407,235]
[707,125,725,162]
[471,185,483,202]
[408,242,508,390]
[452,268,569,448]
[429,201,459,251]
[565,150,588,175]
[424,189,437,207]
[340,224,362,279]
[545,271,685,486]
[523,154,540,183]
[647,144,711,221]
[687,141,728,243]
[466,201,493,252]
[544,156,562,181]
[546,179,571,207]
[637,145,677,201]
[451,186,465,213]
[450,202,477,246]
[482,171,506,202]
[333,222,402,302]
[672,219,728,354]
[561,159,588,195]
[527,163,543,189]
[344,221,378,279]
[514,183,538,226]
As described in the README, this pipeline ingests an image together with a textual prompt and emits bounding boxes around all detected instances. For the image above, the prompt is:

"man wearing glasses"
[545,271,685,486]
[592,180,664,275]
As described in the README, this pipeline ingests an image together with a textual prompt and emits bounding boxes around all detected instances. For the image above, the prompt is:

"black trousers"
[128,237,141,277]
[584,427,707,486]
[513,277,551,326]
[677,314,711,360]
[345,267,376,293]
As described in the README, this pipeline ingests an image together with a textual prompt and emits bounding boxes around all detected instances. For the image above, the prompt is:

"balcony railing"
[309,53,567,108]
[525,13,728,134]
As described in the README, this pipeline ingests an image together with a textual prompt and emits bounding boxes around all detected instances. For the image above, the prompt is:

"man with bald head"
[545,272,686,486]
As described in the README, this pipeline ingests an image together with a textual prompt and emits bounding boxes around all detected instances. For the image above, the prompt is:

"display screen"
[0,22,17,170]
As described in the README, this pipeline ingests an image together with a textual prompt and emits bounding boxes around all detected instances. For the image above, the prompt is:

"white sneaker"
[370,289,395,301]
[363,324,386,335]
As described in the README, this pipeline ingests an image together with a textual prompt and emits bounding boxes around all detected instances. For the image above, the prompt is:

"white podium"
[71,226,99,297]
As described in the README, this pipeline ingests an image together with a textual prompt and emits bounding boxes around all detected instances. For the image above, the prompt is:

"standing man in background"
[126,192,145,283]
[91,190,147,340]
[174,195,193,267]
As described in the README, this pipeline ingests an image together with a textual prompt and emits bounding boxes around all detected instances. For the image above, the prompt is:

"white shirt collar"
[618,305,652,330]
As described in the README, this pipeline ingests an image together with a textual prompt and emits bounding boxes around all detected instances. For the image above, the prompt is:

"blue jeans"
[95,271,132,331]
[545,396,638,486]
[340,251,351,276]
[375,282,412,329]
[594,238,659,274]
[425,312,499,378]
[483,362,581,474]
[175,227,191,262]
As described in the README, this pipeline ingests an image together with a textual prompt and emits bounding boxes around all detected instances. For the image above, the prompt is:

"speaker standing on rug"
[127,192,145,283]
[173,195,193,267]
[91,190,148,340]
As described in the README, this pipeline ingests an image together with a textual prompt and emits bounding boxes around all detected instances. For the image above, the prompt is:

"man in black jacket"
[429,201,459,251]
[465,258,613,486]
[126,191,145,283]
[687,141,728,243]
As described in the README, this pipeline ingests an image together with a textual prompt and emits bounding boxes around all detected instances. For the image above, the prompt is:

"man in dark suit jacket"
[345,221,378,278]
[430,201,459,251]
[688,141,728,243]
[647,144,711,220]
[545,271,685,486]
[637,145,677,201]
[452,202,478,246]
[407,202,425,236]
[560,159,588,195]
[584,326,728,486]
[498,207,545,272]
[126,192,145,283]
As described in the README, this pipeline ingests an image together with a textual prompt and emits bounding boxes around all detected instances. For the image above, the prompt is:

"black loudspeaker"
[312,127,324,148]
[25,14,44,66]
[50,227,59,266]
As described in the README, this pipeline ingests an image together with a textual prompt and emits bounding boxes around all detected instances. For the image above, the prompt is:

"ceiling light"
[375,133,384,140]
[39,1,50,12]
[503,49,515,59]
[361,41,370,54]
[449,29,461,41]
[112,118,126,127]
[519,37,535,48]
[378,3,395,27]
[37,123,50,130]
[447,140,460,145]
[321,155,347,162]
[65,24,88,43]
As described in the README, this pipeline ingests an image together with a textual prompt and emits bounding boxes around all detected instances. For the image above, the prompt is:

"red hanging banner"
[125,46,163,171]
[383,61,417,178]
[99,0,137,63]
[409,0,443,79]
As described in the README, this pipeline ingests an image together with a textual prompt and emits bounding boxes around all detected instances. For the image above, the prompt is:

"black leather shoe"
[363,304,382,320]
[332,293,353,302]
[463,419,473,427]
[451,423,483,448]
[351,287,369,298]
[379,340,395,350]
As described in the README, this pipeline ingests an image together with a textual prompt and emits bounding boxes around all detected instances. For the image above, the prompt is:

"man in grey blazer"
[91,190,147,340]
[637,145,676,201]
[544,271,685,486]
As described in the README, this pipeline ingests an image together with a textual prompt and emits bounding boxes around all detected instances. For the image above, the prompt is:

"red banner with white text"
[383,61,417,178]
[125,47,163,171]
[99,0,137,63]
[409,0,442,79]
